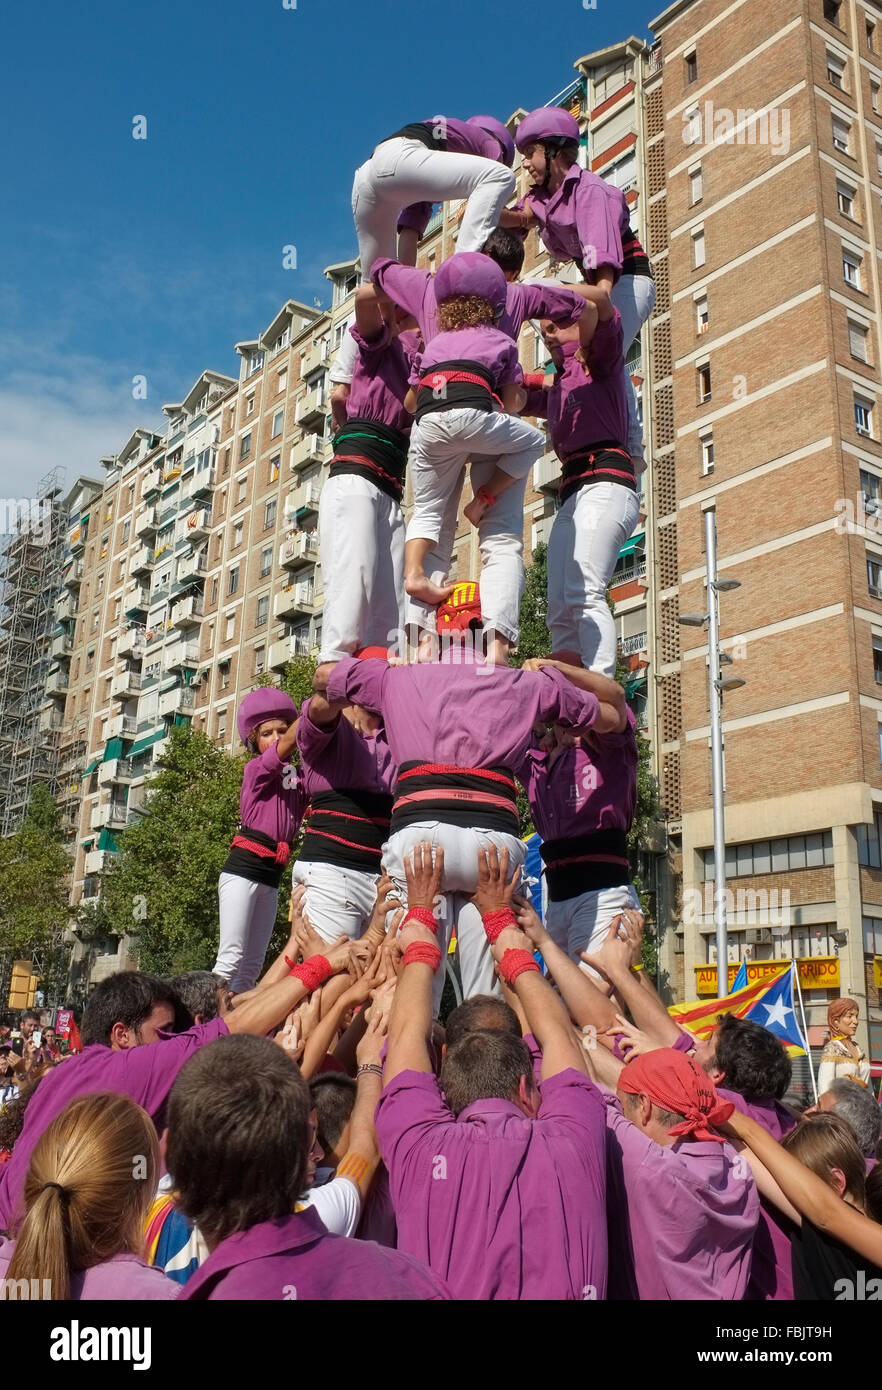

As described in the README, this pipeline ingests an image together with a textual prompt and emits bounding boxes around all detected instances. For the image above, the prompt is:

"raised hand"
[472,844,521,917]
[403,841,443,909]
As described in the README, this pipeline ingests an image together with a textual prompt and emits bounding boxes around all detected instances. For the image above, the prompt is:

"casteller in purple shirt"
[178,1206,451,1300]
[0,1017,228,1230]
[375,1068,607,1301]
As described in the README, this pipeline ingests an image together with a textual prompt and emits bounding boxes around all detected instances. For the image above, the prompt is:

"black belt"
[541,829,631,901]
[330,418,409,501]
[414,360,497,422]
[559,443,635,505]
[383,122,446,152]
[391,761,519,835]
[223,824,289,887]
[300,789,392,872]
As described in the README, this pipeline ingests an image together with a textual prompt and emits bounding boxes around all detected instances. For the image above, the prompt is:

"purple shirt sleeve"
[519,283,585,327]
[496,341,523,390]
[397,202,434,236]
[672,1030,696,1054]
[126,1017,229,1118]
[587,309,624,381]
[522,384,551,419]
[245,742,289,800]
[535,667,600,730]
[375,1070,455,1176]
[296,698,341,762]
[350,320,394,357]
[575,179,625,280]
[537,1069,606,1141]
[326,655,388,714]
[370,258,433,324]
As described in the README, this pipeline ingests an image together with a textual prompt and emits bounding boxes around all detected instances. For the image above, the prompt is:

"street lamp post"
[678,508,745,999]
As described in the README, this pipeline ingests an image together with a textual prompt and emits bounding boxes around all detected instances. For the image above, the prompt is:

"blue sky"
[0,0,656,501]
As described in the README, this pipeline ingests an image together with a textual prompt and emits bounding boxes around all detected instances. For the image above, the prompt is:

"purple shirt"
[411,326,522,392]
[239,741,305,842]
[371,258,585,345]
[604,1095,760,1300]
[517,708,637,842]
[0,1238,179,1299]
[327,653,600,772]
[345,324,420,435]
[718,1089,798,1301]
[0,1018,228,1230]
[376,1068,607,1300]
[296,701,395,798]
[179,1206,450,1300]
[518,165,628,279]
[524,317,628,457]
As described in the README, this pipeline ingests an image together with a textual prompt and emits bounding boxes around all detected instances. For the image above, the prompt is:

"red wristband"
[402,942,442,972]
[290,954,333,992]
[284,955,297,970]
[402,906,438,934]
[499,948,541,986]
[482,906,516,944]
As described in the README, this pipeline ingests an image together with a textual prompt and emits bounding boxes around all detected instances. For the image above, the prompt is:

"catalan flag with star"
[670,960,807,1056]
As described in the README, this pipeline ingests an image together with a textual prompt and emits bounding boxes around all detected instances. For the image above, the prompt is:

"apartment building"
[647,0,882,1057]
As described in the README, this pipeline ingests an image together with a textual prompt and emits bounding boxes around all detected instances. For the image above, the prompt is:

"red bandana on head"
[618,1049,734,1143]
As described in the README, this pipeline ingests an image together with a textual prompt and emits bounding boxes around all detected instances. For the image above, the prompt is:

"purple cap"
[236,687,297,745]
[433,252,508,316]
[467,115,515,167]
[515,107,580,151]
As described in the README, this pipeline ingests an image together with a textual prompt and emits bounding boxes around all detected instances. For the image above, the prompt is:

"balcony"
[301,340,329,378]
[84,848,113,876]
[106,713,138,740]
[611,558,648,588]
[140,467,163,500]
[176,554,207,586]
[134,506,158,539]
[50,632,73,661]
[290,432,326,470]
[171,595,204,628]
[117,627,145,659]
[166,640,200,671]
[286,479,322,518]
[295,387,327,429]
[192,467,216,498]
[45,666,69,698]
[89,799,128,831]
[65,559,85,589]
[70,527,86,554]
[110,669,142,700]
[130,546,155,575]
[97,757,135,787]
[124,584,150,616]
[620,631,648,657]
[279,532,319,569]
[274,582,315,621]
[268,638,294,672]
[127,785,148,814]
[532,514,555,550]
[55,591,75,623]
[533,452,560,492]
[183,507,211,541]
[158,686,195,717]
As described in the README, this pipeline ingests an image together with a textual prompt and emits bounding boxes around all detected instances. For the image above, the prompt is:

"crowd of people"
[2,107,881,1304]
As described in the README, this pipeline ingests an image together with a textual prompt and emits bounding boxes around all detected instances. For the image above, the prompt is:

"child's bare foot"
[463,486,496,529]
[404,571,456,606]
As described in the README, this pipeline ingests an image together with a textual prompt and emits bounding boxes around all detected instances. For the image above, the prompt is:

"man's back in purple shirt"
[0,1018,228,1230]
[179,1206,450,1300]
[375,1068,607,1301]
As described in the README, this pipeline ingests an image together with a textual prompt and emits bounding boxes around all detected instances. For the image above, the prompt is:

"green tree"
[0,787,71,1006]
[258,655,317,708]
[513,541,551,667]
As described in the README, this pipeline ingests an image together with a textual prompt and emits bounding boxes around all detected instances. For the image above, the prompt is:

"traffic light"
[8,959,39,1011]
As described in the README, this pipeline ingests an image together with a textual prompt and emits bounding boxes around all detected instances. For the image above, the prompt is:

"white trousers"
[405,407,545,643]
[552,264,655,465]
[215,872,279,993]
[383,821,526,1009]
[291,859,380,943]
[546,884,640,969]
[318,473,405,662]
[352,137,516,271]
[547,481,642,677]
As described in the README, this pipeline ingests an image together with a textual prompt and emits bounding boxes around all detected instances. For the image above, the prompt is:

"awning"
[625,671,647,697]
[128,728,167,758]
[103,737,124,762]
[97,829,119,852]
[83,758,100,776]
[80,837,95,849]
[618,532,645,560]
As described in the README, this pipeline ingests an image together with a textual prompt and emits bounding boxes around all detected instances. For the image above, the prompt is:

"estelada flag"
[669,961,791,1041]
[66,1017,84,1055]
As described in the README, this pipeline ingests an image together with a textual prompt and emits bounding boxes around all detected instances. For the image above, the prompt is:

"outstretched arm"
[384,845,444,1085]
[582,917,681,1050]
[512,894,619,1050]
[226,937,361,1037]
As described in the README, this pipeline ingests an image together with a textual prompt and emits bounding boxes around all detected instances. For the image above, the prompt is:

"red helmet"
[467,115,515,167]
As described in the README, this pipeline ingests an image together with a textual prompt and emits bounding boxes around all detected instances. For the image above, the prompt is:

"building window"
[122,520,131,542]
[837,180,856,218]
[240,432,252,461]
[824,0,841,25]
[843,247,863,288]
[210,577,219,605]
[260,545,272,577]
[684,106,702,145]
[692,228,706,268]
[685,49,698,83]
[826,50,846,88]
[855,392,875,437]
[832,114,851,154]
[269,455,280,482]
[247,351,264,377]
[246,395,255,416]
[858,812,882,867]
[697,362,712,402]
[277,368,287,394]
[217,710,227,740]
[700,430,715,474]
[237,477,248,504]
[874,635,882,684]
[868,17,877,49]
[872,79,880,113]
[272,409,284,439]
[867,554,882,597]
[233,522,244,548]
[848,317,869,362]
[876,144,882,176]
[256,595,269,627]
[695,293,709,333]
[228,566,240,595]
[689,163,703,205]
[264,499,277,530]
[222,447,231,476]
[224,615,235,642]
[702,831,833,878]
[255,645,266,674]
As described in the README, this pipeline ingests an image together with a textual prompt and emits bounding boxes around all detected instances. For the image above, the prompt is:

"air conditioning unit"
[745,928,772,945]
[189,674,202,688]
[862,494,880,516]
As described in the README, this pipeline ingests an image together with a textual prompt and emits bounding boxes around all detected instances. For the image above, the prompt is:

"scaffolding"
[0,468,67,836]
